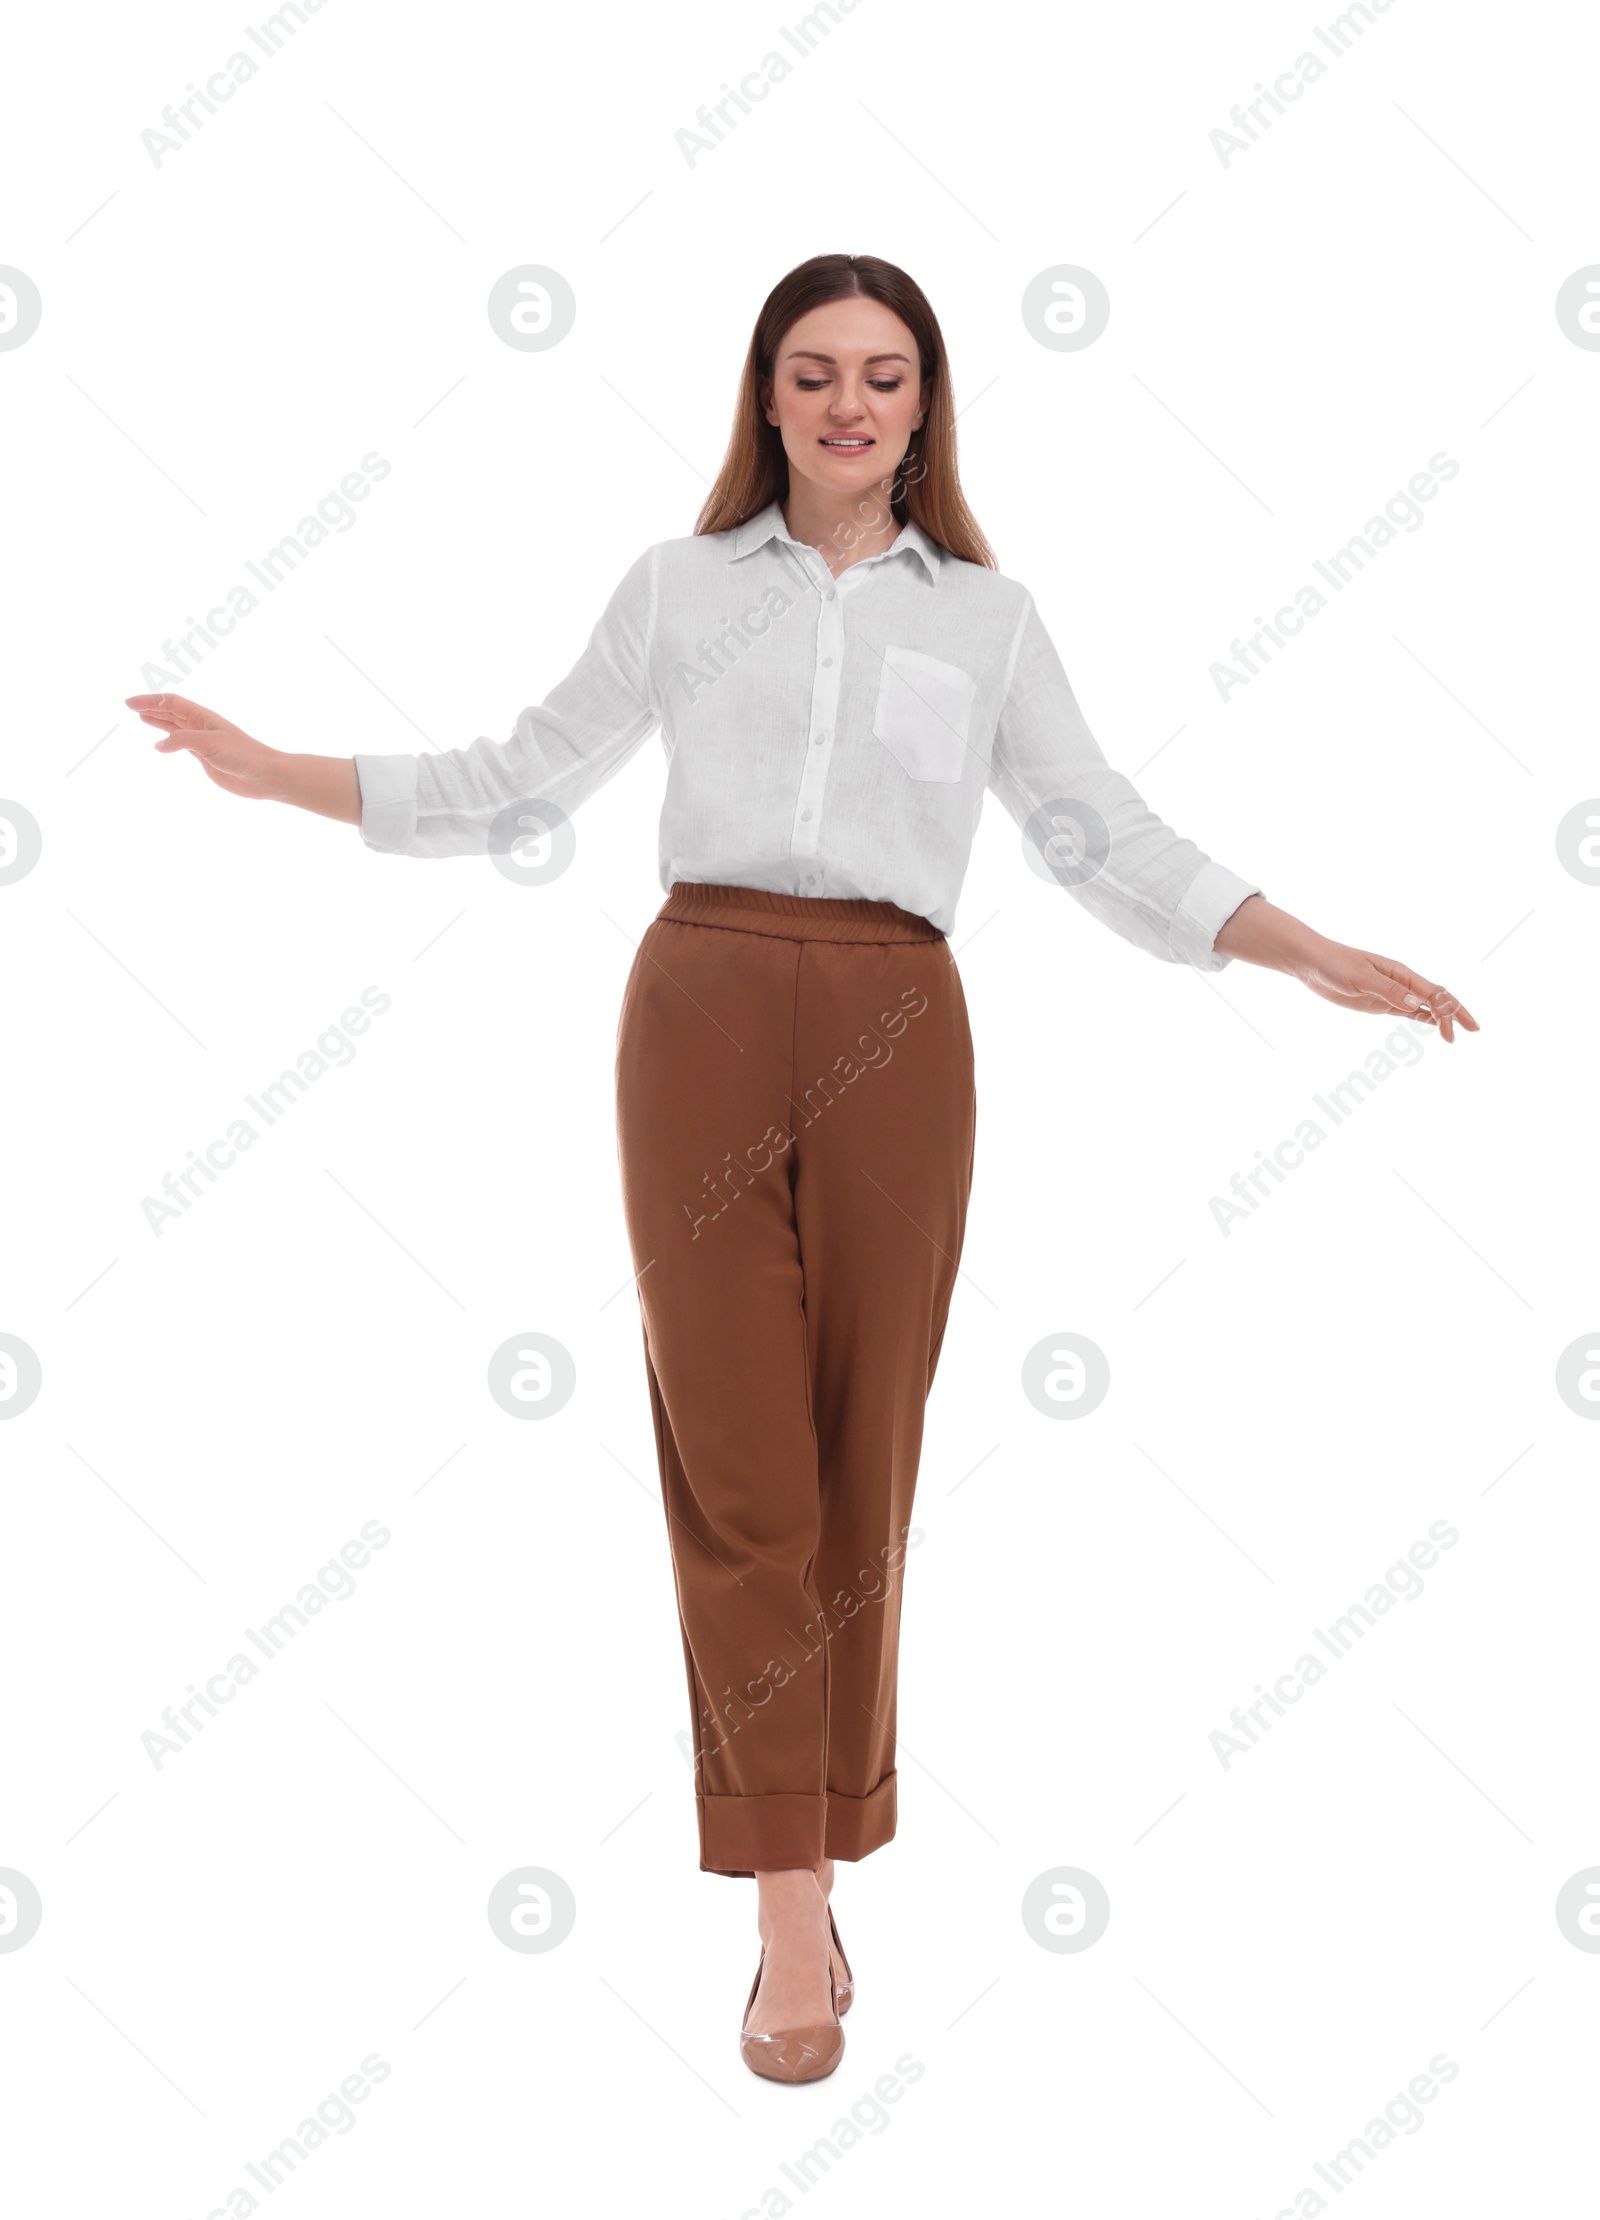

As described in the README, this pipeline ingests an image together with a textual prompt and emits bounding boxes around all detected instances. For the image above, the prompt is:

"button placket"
[788,555,845,885]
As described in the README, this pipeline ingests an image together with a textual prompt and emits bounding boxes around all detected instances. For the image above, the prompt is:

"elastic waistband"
[655,881,944,946]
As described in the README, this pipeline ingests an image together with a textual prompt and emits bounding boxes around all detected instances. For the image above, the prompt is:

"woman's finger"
[1366,956,1479,1040]
[1400,982,1478,1041]
[125,692,204,730]
[125,693,237,753]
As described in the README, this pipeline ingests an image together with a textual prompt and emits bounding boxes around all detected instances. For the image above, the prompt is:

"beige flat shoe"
[827,1903,854,2016]
[739,1949,845,2083]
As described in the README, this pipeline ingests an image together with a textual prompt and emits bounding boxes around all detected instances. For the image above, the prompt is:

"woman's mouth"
[820,436,874,451]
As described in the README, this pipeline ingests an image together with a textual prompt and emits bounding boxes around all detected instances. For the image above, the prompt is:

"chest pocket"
[870,644,977,783]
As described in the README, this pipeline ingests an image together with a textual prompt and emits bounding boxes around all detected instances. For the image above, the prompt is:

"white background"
[2,0,1596,2212]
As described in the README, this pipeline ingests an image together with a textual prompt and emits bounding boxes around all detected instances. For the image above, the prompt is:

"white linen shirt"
[353,498,1261,966]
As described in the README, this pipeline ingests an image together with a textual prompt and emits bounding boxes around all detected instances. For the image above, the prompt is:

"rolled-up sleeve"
[353,544,661,858]
[987,593,1261,971]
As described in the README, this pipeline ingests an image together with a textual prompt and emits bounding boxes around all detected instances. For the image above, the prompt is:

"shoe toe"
[739,2024,846,2083]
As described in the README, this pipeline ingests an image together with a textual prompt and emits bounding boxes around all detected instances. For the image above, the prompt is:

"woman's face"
[762,296,929,504]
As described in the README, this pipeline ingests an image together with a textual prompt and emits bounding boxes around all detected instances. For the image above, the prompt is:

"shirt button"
[806,874,818,886]
[821,657,834,667]
[812,732,827,747]
[800,808,813,821]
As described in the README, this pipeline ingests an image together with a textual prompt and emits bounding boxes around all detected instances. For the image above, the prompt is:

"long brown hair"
[694,254,997,570]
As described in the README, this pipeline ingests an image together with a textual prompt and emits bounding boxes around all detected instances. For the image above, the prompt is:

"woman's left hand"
[1213,895,1480,1044]
[1293,943,1478,1043]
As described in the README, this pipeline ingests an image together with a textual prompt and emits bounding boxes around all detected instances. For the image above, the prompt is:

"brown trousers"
[613,882,976,1877]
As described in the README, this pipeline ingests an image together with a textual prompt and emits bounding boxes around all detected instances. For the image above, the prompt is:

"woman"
[128,252,1476,2085]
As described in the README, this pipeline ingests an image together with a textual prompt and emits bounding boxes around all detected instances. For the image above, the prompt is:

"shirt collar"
[728,497,942,587]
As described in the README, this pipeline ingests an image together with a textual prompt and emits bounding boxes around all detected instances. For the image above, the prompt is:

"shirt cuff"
[1170,862,1262,972]
[352,753,420,854]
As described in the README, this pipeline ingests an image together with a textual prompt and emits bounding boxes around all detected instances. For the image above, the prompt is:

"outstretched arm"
[130,543,660,853]
[988,594,1480,1044]
[1213,893,1479,1044]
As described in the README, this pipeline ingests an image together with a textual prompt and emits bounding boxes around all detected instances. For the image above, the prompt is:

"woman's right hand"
[125,692,286,798]
[126,692,361,822]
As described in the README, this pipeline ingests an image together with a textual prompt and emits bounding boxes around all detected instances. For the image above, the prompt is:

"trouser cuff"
[824,1773,897,1863]
[695,1775,899,1876]
[697,1792,825,1878]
